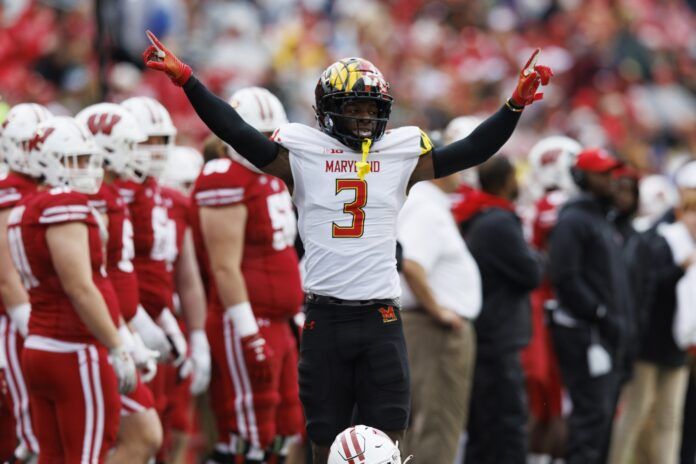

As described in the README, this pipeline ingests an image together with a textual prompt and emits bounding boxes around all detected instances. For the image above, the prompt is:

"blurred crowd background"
[2,0,696,463]
[2,0,695,179]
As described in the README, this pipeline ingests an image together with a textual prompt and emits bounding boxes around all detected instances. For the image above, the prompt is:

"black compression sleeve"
[182,75,279,168]
[432,104,522,178]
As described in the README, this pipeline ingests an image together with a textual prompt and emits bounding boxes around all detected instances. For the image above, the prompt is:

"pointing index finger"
[522,48,540,77]
[146,30,166,59]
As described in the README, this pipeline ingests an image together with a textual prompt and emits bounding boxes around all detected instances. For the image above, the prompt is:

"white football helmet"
[75,103,148,182]
[328,426,411,464]
[1,103,53,175]
[528,135,582,195]
[228,86,288,134]
[226,86,288,173]
[633,174,679,231]
[160,145,204,194]
[676,161,696,189]
[120,96,177,179]
[29,116,104,194]
[444,116,482,187]
[443,116,481,145]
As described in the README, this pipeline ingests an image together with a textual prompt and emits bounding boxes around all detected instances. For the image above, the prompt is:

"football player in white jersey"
[143,31,553,464]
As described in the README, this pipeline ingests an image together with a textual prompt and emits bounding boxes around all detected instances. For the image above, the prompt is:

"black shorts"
[298,301,410,445]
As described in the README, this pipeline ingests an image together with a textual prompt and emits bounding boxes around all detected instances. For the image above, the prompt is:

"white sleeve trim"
[42,204,91,216]
[195,188,245,206]
[39,213,89,224]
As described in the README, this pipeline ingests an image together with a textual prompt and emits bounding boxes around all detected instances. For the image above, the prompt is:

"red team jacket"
[191,158,303,319]
[0,172,38,317]
[8,188,120,343]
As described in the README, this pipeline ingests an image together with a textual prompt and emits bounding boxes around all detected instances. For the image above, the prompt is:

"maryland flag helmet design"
[315,57,393,151]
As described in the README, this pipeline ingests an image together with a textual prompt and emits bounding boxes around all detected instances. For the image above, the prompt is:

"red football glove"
[241,333,274,386]
[510,48,553,107]
[142,30,192,87]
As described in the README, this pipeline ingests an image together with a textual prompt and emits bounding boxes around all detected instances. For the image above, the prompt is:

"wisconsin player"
[0,103,52,461]
[144,31,553,463]
[191,87,303,463]
[118,97,189,399]
[10,116,136,463]
[76,103,165,463]
[523,136,582,463]
[158,146,208,463]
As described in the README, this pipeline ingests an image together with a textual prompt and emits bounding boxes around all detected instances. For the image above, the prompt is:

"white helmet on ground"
[1,103,53,176]
[228,86,288,134]
[29,116,104,194]
[160,145,204,194]
[226,86,288,173]
[444,116,482,187]
[75,103,148,182]
[120,96,177,179]
[328,426,411,464]
[528,135,582,194]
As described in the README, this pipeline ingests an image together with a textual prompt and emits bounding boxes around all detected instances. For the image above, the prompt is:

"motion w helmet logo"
[87,113,121,136]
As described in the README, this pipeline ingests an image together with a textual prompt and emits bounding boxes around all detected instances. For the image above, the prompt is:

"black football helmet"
[314,57,393,151]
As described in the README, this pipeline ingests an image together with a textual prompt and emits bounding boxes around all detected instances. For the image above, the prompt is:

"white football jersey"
[273,123,432,300]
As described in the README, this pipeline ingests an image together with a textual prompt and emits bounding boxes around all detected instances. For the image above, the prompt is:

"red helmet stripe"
[253,93,267,121]
[350,428,365,463]
[340,432,356,464]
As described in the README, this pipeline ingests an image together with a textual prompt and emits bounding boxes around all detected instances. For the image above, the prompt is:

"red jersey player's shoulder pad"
[0,172,37,209]
[35,187,92,225]
[193,158,258,207]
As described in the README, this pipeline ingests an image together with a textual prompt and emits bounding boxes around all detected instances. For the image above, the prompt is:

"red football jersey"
[115,178,174,318]
[88,183,139,321]
[0,172,38,316]
[161,186,190,268]
[532,190,568,251]
[191,158,303,319]
[7,188,120,343]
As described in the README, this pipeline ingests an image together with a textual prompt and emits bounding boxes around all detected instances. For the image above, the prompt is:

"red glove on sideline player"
[142,30,192,86]
[241,333,275,386]
[509,48,553,108]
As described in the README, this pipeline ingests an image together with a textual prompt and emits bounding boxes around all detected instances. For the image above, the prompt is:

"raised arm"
[410,49,553,184]
[142,31,292,185]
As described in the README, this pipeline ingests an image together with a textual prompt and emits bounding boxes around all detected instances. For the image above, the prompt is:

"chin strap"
[356,138,372,181]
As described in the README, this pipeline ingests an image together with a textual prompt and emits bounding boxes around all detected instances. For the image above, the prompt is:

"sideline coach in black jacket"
[457,156,542,464]
[548,148,632,464]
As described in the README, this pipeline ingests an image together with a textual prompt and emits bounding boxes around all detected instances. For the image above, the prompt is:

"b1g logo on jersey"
[87,113,122,135]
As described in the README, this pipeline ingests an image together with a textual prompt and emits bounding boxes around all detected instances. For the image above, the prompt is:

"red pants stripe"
[0,315,39,454]
[22,335,119,464]
[208,314,302,451]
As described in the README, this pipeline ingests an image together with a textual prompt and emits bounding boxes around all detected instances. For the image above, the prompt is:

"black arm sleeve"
[183,76,279,168]
[431,104,522,178]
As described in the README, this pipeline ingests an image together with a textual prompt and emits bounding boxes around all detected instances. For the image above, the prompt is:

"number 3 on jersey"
[332,179,367,238]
